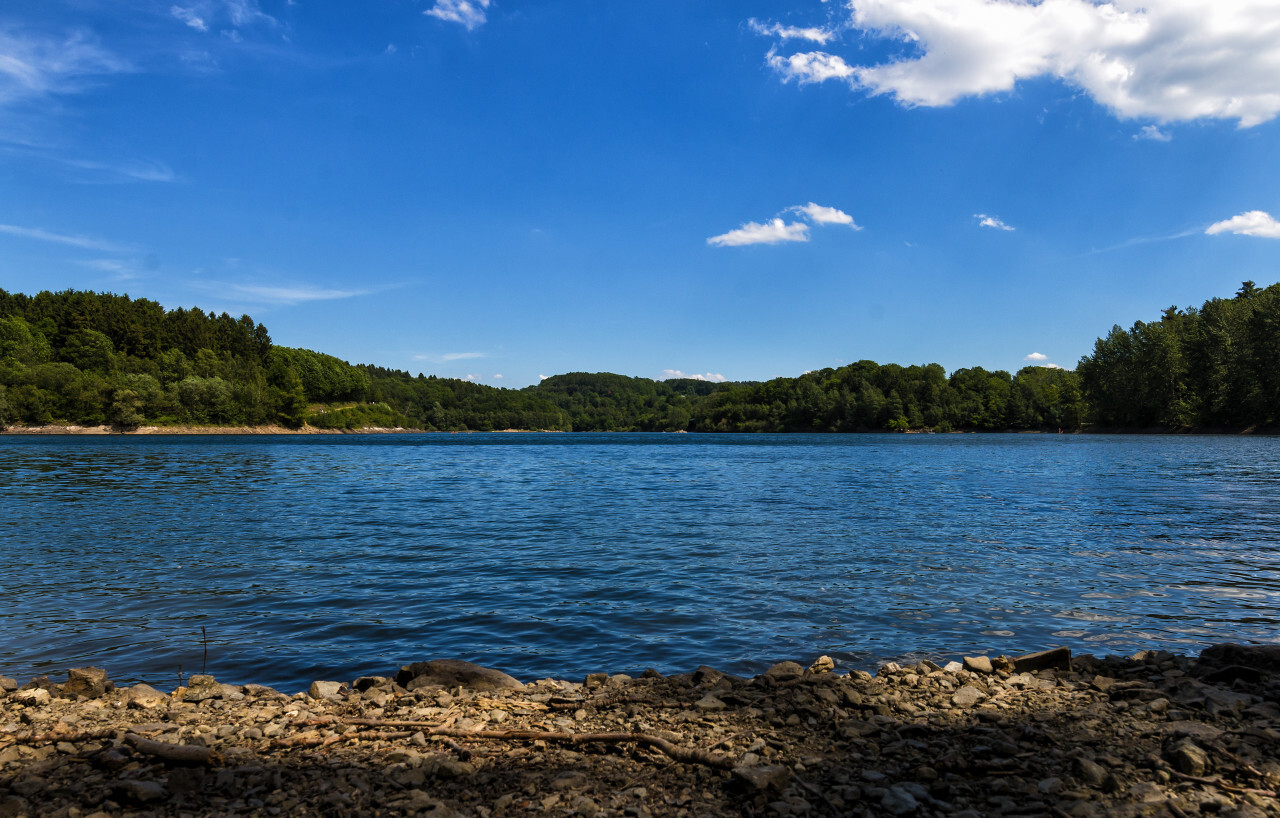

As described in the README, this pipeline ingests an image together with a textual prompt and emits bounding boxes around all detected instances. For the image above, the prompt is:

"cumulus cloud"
[789,202,862,228]
[1024,352,1048,361]
[766,48,856,84]
[709,202,861,247]
[660,370,728,383]
[975,213,1015,231]
[426,0,490,31]
[1206,210,1280,239]
[749,19,836,45]
[759,1,1280,127]
[1134,124,1171,142]
[707,218,810,247]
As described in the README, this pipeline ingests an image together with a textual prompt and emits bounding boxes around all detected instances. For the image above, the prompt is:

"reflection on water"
[1,433,1278,692]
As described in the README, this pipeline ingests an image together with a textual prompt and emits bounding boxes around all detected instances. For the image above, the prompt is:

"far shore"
[1,423,1275,436]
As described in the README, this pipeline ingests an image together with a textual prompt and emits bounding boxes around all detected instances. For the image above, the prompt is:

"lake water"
[2,433,1278,693]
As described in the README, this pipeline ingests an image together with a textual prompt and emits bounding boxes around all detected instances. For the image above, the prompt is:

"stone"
[943,661,964,673]
[551,771,588,790]
[1012,647,1073,673]
[732,764,791,793]
[878,662,903,676]
[123,683,168,710]
[1073,757,1108,787]
[951,685,986,708]
[395,660,522,691]
[62,667,109,698]
[183,675,224,702]
[1167,742,1209,777]
[353,676,390,692]
[113,779,168,804]
[807,655,835,674]
[12,688,50,706]
[763,662,804,683]
[308,681,347,700]
[963,656,994,674]
[881,785,920,815]
[0,677,18,692]
[694,694,726,711]
[1198,643,1280,673]
[584,672,609,689]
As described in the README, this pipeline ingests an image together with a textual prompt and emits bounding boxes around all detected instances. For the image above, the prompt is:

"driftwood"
[124,733,212,765]
[286,718,736,770]
[1167,769,1278,797]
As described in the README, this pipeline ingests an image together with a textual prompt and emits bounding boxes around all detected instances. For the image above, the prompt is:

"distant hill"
[1,283,1276,432]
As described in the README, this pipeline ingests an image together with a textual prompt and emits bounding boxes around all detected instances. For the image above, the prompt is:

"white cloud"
[170,1,277,34]
[426,0,491,31]
[766,48,856,85]
[660,370,728,383]
[171,6,209,31]
[0,29,130,107]
[0,223,131,252]
[789,202,862,228]
[707,217,810,247]
[709,203,863,247]
[749,19,836,45]
[1134,124,1171,142]
[493,373,503,379]
[413,351,487,363]
[462,373,480,382]
[975,213,1015,231]
[1024,352,1048,361]
[1206,210,1280,239]
[539,374,549,381]
[224,283,370,303]
[764,1,1280,127]
[1042,363,1065,369]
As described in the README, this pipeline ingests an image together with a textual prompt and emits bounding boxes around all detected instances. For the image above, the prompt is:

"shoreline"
[3,645,1278,816]
[2,424,1277,437]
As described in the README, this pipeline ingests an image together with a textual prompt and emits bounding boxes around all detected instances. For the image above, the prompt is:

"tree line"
[0,284,1274,433]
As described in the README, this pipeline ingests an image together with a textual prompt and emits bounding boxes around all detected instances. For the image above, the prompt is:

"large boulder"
[1198,643,1280,675]
[394,660,522,692]
[63,667,110,698]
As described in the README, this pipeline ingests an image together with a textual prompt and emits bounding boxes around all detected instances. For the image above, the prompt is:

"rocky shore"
[3,646,1279,817]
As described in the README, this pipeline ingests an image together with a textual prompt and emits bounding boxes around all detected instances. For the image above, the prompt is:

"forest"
[0,282,1275,433]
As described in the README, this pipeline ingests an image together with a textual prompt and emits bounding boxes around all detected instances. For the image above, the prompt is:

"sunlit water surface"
[1,433,1277,692]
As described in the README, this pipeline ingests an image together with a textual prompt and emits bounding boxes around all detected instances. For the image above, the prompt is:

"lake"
[1,433,1277,693]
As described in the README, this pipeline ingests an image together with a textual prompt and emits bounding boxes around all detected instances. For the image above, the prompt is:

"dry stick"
[288,718,735,770]
[125,733,212,765]
[428,728,737,770]
[1167,769,1278,797]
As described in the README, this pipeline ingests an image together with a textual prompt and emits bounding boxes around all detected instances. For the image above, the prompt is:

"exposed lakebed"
[1,433,1278,692]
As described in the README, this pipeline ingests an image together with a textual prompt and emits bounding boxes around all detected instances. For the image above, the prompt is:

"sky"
[1,0,1278,387]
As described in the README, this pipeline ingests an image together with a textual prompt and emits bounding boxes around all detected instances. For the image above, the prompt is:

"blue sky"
[1,0,1278,387]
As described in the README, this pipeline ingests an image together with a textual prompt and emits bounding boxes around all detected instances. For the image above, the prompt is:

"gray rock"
[12,688,49,706]
[308,680,347,700]
[123,683,168,710]
[1198,643,1280,673]
[732,764,791,793]
[1073,757,1108,787]
[807,655,835,674]
[1167,741,1209,777]
[395,660,522,691]
[353,676,390,692]
[694,694,726,711]
[113,779,168,804]
[551,771,588,790]
[763,662,804,683]
[1012,646,1073,673]
[881,785,920,815]
[63,666,109,698]
[951,685,986,707]
[183,675,224,703]
[943,661,964,673]
[963,656,994,674]
[0,676,16,692]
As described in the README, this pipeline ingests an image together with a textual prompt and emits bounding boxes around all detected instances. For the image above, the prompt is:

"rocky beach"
[2,646,1279,817]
